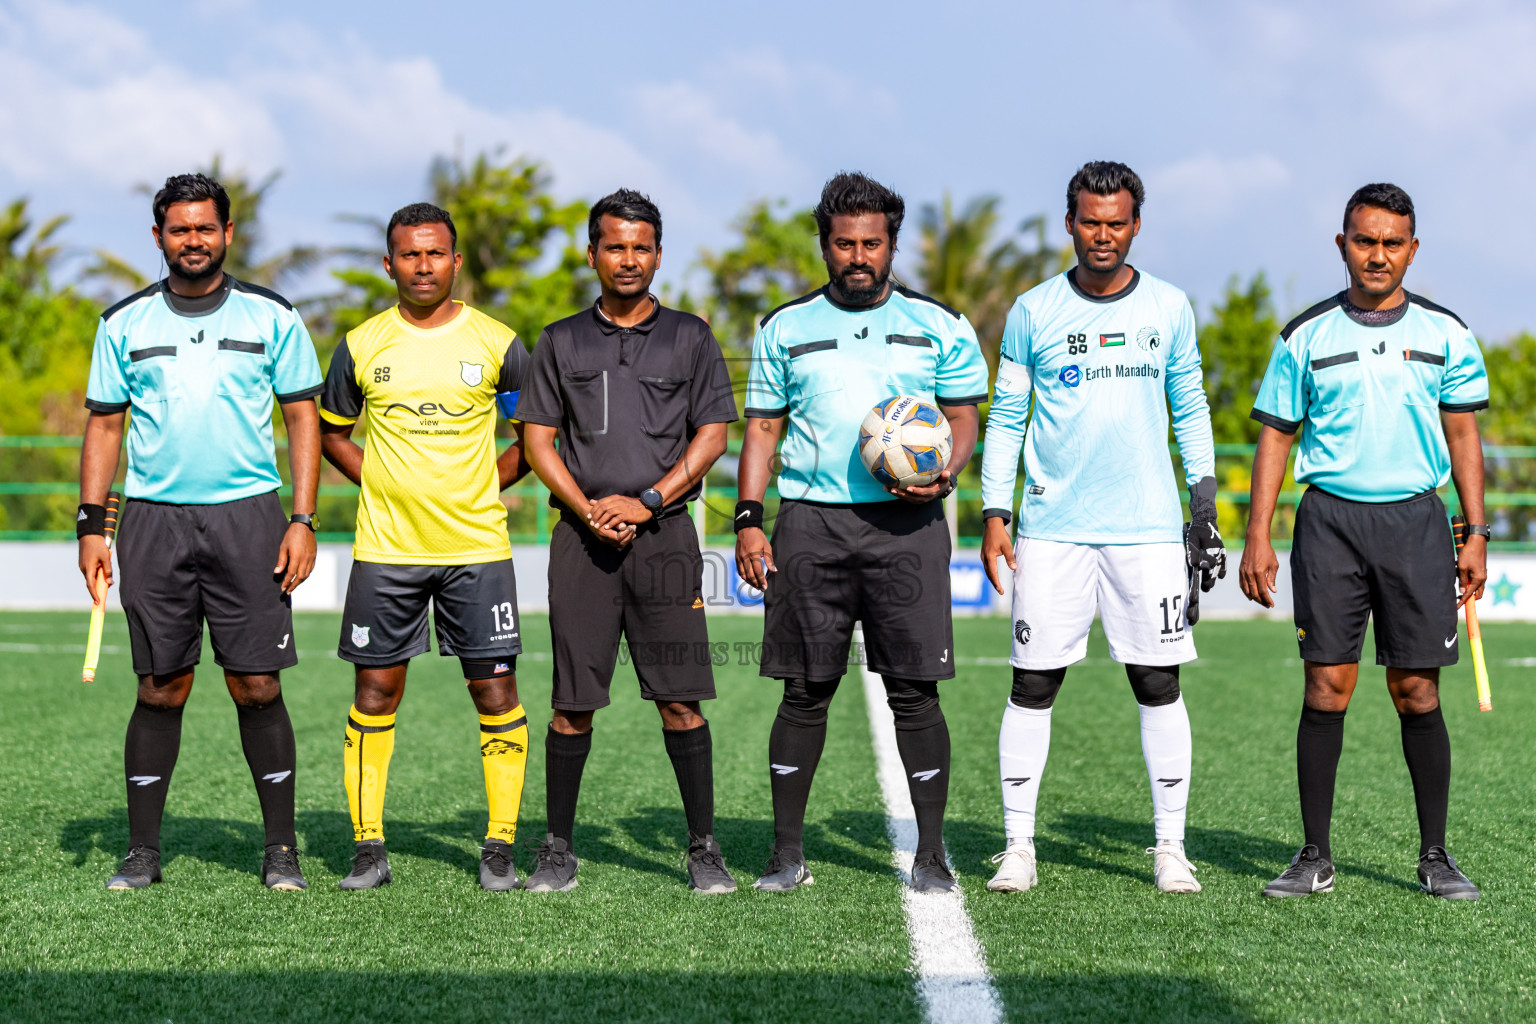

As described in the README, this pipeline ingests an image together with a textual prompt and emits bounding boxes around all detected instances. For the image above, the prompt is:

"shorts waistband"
[1308,485,1438,507]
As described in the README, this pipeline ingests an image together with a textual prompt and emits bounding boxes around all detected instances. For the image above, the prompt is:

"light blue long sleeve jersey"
[980,268,1215,544]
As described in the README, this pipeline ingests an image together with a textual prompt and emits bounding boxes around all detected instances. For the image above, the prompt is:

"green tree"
[0,198,102,531]
[914,193,1064,370]
[314,151,594,357]
[1479,332,1536,541]
[88,156,324,294]
[1198,273,1281,444]
[430,151,593,341]
[688,200,823,358]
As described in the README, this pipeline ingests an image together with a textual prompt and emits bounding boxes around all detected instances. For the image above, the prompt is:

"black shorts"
[762,499,954,683]
[1291,486,1459,668]
[116,491,296,677]
[548,512,716,711]
[339,559,522,676]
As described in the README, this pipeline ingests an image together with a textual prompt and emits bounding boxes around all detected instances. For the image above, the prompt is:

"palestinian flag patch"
[1099,333,1125,347]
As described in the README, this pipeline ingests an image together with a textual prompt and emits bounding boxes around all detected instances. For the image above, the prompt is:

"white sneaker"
[986,838,1038,892]
[1148,840,1201,893]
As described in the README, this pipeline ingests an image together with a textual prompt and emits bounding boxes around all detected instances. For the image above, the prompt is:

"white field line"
[855,627,1004,1024]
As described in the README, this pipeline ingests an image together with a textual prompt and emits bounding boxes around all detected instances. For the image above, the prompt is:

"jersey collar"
[1066,266,1140,304]
[592,295,660,335]
[1338,290,1410,328]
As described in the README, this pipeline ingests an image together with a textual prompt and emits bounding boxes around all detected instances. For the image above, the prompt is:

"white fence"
[5,542,1535,622]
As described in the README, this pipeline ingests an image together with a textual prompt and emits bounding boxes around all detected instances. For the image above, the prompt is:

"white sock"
[1139,695,1192,842]
[999,702,1052,842]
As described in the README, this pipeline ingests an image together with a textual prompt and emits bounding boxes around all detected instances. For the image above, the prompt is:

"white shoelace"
[1146,843,1198,874]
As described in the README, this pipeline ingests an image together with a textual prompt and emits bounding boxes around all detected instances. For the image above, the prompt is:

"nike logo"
[912,769,942,782]
[1003,777,1031,787]
[262,770,292,784]
[737,510,751,520]
[277,634,290,650]
[1157,777,1184,788]
[1444,635,1458,648]
[1312,872,1334,892]
[128,775,161,787]
[770,763,798,775]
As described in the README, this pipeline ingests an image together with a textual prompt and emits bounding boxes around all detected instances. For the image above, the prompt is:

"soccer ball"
[858,396,952,489]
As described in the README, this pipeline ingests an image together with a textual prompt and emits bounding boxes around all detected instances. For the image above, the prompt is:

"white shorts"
[1009,538,1196,669]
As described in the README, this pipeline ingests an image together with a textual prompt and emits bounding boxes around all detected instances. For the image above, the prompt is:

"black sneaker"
[1419,846,1480,900]
[752,846,813,892]
[479,838,520,891]
[262,844,308,891]
[910,849,960,894]
[684,833,737,894]
[1262,844,1335,897]
[106,845,161,890]
[524,835,578,892]
[338,839,392,890]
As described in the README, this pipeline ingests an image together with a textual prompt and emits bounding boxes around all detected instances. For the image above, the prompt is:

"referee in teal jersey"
[1241,183,1488,900]
[736,172,989,895]
[78,173,323,892]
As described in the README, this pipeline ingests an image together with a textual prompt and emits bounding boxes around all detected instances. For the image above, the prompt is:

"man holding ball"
[736,172,988,893]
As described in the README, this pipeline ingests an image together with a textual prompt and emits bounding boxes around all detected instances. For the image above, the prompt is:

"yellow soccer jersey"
[319,303,529,564]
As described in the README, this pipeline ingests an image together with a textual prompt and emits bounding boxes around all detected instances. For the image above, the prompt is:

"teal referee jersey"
[85,277,322,504]
[744,284,989,504]
[1251,292,1489,502]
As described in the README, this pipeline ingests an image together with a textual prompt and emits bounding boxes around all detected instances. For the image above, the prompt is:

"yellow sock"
[344,705,396,843]
[480,705,529,843]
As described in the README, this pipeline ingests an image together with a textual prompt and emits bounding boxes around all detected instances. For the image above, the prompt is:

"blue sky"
[4,0,1533,336]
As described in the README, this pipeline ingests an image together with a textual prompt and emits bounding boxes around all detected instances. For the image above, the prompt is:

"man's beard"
[831,261,889,304]
[168,246,226,282]
[1077,246,1126,277]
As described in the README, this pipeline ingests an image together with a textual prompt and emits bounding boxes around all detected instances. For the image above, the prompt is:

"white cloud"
[0,3,284,184]
[1148,153,1290,221]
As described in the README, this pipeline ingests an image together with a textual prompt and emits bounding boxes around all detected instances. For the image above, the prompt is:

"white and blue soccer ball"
[858,396,953,489]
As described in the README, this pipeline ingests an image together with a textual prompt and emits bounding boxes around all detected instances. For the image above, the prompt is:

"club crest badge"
[351,624,371,648]
[461,362,484,387]
[1136,326,1161,352]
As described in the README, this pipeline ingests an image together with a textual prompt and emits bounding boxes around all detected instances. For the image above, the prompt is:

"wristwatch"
[639,488,664,516]
[1465,523,1492,538]
[289,513,317,532]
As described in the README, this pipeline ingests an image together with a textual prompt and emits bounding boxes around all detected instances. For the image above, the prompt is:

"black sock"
[1400,706,1451,857]
[663,722,714,839]
[236,696,297,848]
[545,726,592,847]
[1297,705,1346,859]
[895,719,951,858]
[767,711,826,857]
[124,701,184,852]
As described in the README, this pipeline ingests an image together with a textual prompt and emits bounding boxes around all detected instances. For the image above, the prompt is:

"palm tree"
[915,193,1066,371]
[0,198,68,290]
[86,156,325,294]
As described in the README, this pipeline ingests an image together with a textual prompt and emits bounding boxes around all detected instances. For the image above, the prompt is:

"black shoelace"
[267,847,300,873]
[349,847,382,876]
[121,846,157,873]
[483,845,513,875]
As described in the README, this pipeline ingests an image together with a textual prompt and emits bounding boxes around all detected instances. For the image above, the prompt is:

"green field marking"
[944,617,1536,1023]
[0,612,921,1024]
[3,613,1535,1022]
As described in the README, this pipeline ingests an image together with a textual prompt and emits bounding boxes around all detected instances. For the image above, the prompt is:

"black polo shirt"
[515,299,738,516]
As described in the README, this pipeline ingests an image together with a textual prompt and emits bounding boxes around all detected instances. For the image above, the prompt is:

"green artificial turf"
[1,611,1533,1022]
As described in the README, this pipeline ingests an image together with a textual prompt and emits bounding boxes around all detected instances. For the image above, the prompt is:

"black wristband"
[76,503,107,539]
[733,500,764,533]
